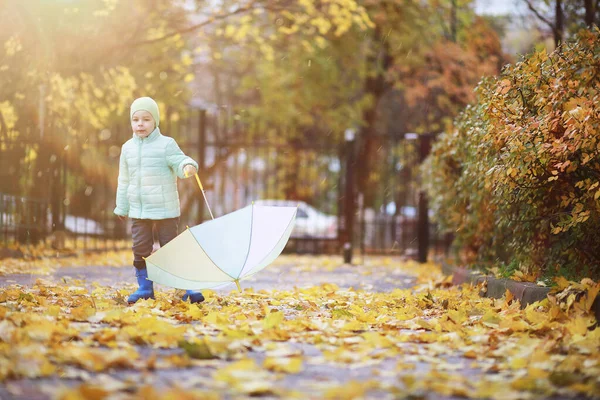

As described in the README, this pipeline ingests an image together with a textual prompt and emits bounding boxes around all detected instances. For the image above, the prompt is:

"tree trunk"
[584,0,595,26]
[450,0,457,43]
[356,26,393,208]
[554,0,563,49]
[283,156,300,201]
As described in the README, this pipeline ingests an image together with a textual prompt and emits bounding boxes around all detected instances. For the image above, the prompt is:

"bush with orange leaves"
[423,30,600,281]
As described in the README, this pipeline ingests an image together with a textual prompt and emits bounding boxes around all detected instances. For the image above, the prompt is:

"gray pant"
[131,218,179,269]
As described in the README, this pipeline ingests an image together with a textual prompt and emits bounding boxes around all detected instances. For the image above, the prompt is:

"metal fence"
[0,192,129,251]
[0,193,48,246]
[355,133,450,259]
[0,112,143,251]
[0,106,448,260]
[188,109,344,255]
[189,109,448,260]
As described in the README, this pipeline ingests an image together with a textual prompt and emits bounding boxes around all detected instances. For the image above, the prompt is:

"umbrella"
[145,174,297,291]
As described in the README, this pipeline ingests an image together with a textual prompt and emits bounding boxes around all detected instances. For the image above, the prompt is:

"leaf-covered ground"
[0,254,598,399]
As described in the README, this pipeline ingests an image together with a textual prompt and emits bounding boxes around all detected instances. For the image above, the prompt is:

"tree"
[0,0,196,224]
[523,0,599,48]
[354,0,505,208]
[192,0,506,209]
[186,0,373,202]
[1,0,509,238]
[424,30,600,280]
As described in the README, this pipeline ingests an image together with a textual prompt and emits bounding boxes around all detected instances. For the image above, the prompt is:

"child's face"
[131,110,156,137]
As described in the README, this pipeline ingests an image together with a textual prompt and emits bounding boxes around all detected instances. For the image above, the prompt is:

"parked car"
[252,200,338,239]
[64,215,105,235]
[383,202,433,219]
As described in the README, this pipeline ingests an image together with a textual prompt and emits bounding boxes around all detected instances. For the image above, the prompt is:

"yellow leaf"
[183,303,203,320]
[213,358,273,395]
[481,310,501,327]
[361,332,393,348]
[46,305,61,317]
[0,101,18,129]
[263,311,285,329]
[499,317,529,332]
[511,377,537,391]
[58,384,109,400]
[525,306,548,326]
[564,97,586,112]
[165,354,192,368]
[582,282,600,311]
[415,318,435,330]
[204,311,228,325]
[324,381,372,399]
[566,317,589,336]
[341,320,367,331]
[555,276,571,291]
[70,305,96,322]
[332,308,354,319]
[463,350,478,359]
[263,356,303,373]
[396,362,416,371]
[509,357,528,370]
[179,339,216,360]
[528,367,549,379]
[221,327,250,339]
[447,309,467,325]
[214,358,258,381]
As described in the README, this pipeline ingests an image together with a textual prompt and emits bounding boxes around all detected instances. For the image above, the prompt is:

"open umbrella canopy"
[146,204,297,291]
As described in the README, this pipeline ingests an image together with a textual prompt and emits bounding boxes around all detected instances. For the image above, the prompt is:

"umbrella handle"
[188,172,215,220]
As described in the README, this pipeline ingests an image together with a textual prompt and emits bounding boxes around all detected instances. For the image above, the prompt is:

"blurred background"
[0,0,594,261]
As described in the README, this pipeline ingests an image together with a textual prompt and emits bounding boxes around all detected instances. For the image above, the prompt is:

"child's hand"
[118,215,126,221]
[184,165,197,177]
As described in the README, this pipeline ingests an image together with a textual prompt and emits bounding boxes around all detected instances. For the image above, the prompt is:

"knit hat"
[130,97,160,127]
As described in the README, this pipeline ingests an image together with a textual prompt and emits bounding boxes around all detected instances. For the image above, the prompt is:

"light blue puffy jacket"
[114,127,198,219]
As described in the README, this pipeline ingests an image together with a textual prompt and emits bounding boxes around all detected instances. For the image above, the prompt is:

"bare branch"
[117,2,259,49]
[524,0,555,30]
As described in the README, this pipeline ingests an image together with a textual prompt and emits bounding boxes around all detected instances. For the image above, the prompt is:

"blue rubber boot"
[182,290,205,304]
[127,268,155,303]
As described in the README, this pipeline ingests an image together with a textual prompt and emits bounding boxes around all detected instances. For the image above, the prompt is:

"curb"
[442,262,600,320]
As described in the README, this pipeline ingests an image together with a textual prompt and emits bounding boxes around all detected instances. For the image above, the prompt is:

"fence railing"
[358,209,450,258]
[0,192,128,251]
[1,106,450,260]
[0,193,49,246]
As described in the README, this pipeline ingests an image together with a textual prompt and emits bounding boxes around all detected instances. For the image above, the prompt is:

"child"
[114,97,204,304]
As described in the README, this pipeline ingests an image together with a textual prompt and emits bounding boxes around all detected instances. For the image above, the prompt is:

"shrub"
[423,30,600,281]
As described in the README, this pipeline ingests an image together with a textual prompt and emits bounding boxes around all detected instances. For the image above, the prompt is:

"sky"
[474,0,548,56]
[474,0,526,16]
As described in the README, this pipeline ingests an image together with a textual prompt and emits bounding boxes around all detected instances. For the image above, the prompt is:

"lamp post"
[342,128,356,264]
